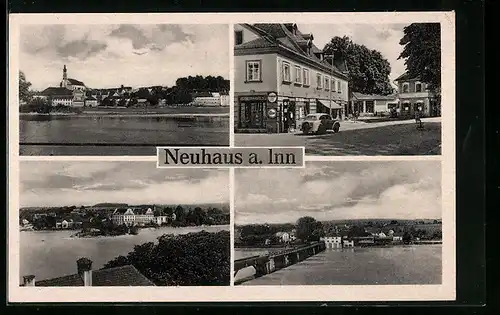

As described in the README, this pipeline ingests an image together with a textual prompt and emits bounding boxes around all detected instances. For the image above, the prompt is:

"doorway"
[239,101,266,129]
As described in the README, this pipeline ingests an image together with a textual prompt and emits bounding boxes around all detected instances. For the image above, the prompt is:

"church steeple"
[62,65,68,88]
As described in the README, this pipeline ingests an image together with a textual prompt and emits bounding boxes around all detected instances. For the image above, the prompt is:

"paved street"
[234,118,442,156]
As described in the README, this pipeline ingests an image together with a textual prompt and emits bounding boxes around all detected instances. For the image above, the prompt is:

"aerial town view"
[233,23,441,155]
[19,161,230,286]
[234,161,442,285]
[18,24,230,156]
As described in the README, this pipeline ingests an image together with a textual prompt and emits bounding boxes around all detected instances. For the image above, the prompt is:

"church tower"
[62,65,68,88]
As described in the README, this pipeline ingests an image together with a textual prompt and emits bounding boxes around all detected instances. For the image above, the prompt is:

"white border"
[8,11,456,302]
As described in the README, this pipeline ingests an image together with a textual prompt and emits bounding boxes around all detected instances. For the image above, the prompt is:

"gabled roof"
[41,87,73,96]
[35,265,155,286]
[237,24,348,79]
[394,72,420,81]
[351,92,399,101]
[67,78,85,86]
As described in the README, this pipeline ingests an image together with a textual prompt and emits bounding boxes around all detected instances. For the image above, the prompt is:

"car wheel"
[333,123,340,133]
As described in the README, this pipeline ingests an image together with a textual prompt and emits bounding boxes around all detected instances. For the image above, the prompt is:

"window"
[294,66,302,84]
[282,62,291,83]
[324,77,330,91]
[331,79,336,92]
[235,31,243,45]
[402,83,409,93]
[415,82,422,92]
[246,60,261,82]
[337,80,342,93]
[365,101,375,113]
[316,73,322,89]
[303,69,310,86]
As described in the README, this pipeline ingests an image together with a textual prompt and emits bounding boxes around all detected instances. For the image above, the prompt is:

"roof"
[35,265,155,286]
[86,96,97,100]
[41,87,73,96]
[67,78,86,86]
[192,91,214,98]
[238,24,347,78]
[351,92,399,101]
[394,72,420,81]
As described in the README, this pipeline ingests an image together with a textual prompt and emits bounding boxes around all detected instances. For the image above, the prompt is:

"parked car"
[300,113,340,135]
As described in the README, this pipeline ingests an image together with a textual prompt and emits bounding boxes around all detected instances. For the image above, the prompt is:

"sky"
[235,161,441,225]
[19,24,229,90]
[298,24,408,88]
[20,161,229,207]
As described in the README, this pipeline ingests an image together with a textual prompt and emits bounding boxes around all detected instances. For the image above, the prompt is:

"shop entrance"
[239,101,266,129]
[282,101,296,133]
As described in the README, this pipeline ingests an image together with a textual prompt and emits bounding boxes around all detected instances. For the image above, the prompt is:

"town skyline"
[298,23,408,87]
[20,24,229,90]
[20,162,229,207]
[235,161,442,224]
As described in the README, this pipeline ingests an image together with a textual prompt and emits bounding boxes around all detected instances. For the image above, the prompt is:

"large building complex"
[234,23,349,133]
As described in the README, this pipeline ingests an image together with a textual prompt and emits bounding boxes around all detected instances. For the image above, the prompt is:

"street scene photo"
[19,24,230,156]
[234,161,442,285]
[234,23,441,155]
[19,161,230,286]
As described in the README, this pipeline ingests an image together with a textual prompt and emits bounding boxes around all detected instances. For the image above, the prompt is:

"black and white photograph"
[18,23,230,156]
[234,23,442,156]
[18,161,230,286]
[234,161,442,285]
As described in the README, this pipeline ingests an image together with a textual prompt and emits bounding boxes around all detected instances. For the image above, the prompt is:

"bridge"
[234,241,326,284]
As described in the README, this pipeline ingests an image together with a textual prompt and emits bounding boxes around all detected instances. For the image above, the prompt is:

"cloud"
[235,161,441,224]
[20,162,229,207]
[19,24,228,90]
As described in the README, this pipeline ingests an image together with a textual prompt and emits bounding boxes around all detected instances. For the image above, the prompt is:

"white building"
[275,231,291,243]
[320,236,342,249]
[112,208,154,226]
[343,239,354,247]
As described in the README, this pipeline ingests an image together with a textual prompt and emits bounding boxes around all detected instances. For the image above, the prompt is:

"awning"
[317,99,342,109]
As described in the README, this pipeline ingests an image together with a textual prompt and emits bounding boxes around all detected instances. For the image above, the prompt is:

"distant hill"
[92,203,129,208]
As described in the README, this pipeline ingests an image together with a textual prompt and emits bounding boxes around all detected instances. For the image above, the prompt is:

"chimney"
[77,257,93,286]
[23,275,35,287]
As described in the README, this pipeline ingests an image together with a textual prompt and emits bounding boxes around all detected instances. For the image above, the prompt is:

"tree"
[296,216,322,242]
[103,231,230,286]
[323,36,393,96]
[398,23,441,93]
[19,71,33,104]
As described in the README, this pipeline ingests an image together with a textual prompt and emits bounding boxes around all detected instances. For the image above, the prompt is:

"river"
[20,225,229,282]
[19,114,229,155]
[234,245,442,285]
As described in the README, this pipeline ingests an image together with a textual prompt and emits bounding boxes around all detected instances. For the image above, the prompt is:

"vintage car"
[300,113,340,135]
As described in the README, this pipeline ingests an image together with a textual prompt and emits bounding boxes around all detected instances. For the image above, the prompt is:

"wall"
[276,54,348,102]
[234,53,278,93]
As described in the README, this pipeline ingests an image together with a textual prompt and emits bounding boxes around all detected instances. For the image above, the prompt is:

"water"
[19,115,229,155]
[20,225,229,282]
[235,245,442,285]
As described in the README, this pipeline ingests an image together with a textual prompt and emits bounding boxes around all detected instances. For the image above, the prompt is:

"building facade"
[320,236,342,249]
[112,208,155,226]
[234,23,349,133]
[349,92,400,116]
[60,65,87,107]
[394,72,440,117]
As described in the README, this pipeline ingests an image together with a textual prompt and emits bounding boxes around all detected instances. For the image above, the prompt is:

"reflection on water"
[20,115,229,155]
[20,225,229,282]
[235,245,442,285]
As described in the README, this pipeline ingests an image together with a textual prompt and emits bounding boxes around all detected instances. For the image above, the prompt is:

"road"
[235,118,441,156]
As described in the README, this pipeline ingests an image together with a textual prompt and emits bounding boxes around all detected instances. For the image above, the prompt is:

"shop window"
[365,101,375,113]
